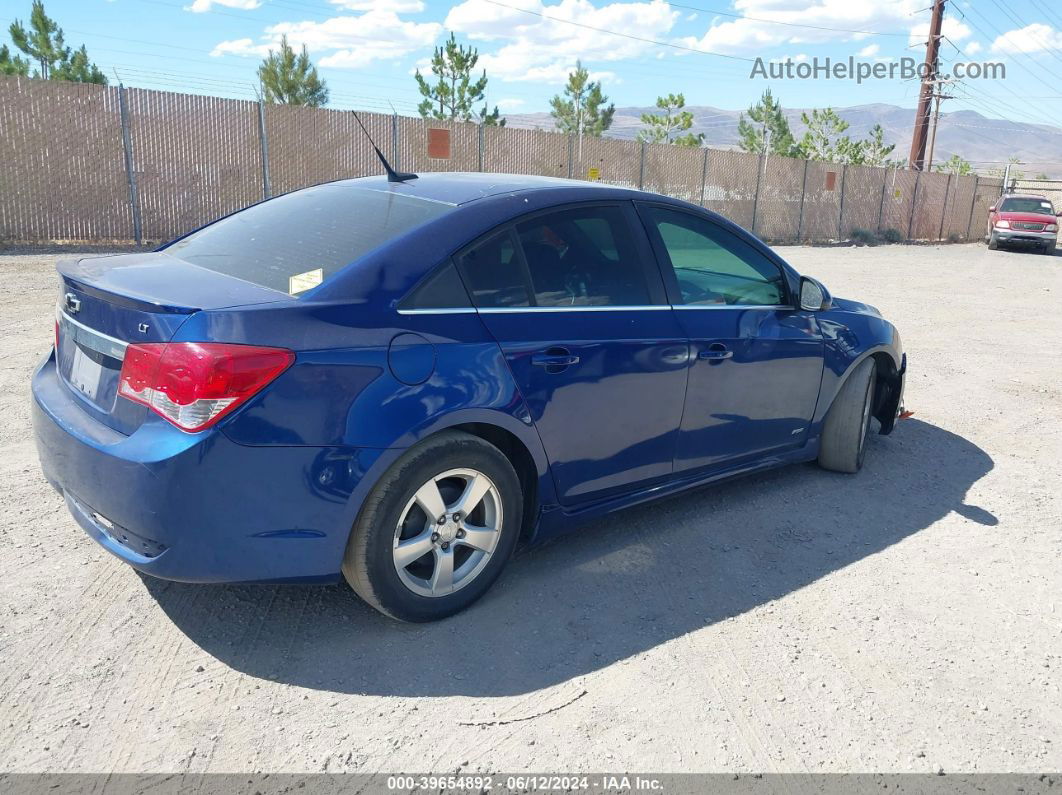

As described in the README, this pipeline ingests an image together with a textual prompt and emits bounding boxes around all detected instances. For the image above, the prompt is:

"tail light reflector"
[118,342,294,432]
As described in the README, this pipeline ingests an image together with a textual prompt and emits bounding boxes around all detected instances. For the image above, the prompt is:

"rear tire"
[818,358,877,474]
[342,430,522,622]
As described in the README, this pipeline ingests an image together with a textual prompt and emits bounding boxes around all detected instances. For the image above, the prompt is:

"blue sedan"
[32,173,905,621]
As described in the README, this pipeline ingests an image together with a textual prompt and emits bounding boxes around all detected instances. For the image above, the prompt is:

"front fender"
[812,310,904,437]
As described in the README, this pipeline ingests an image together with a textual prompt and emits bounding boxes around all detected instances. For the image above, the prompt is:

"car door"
[637,203,824,474]
[456,202,689,506]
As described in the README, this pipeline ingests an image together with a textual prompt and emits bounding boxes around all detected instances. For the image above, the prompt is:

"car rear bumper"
[32,352,385,583]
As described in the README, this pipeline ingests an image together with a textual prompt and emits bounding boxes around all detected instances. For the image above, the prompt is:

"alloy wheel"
[392,468,503,598]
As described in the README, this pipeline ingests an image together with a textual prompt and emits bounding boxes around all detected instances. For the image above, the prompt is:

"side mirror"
[988,205,996,213]
[799,276,831,312]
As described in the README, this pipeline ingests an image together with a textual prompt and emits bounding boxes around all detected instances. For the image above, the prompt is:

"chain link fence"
[0,75,1001,245]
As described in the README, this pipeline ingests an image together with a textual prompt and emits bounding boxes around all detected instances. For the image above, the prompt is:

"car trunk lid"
[55,252,288,435]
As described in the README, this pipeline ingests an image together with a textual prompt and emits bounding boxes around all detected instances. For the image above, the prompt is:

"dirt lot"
[1,242,1060,775]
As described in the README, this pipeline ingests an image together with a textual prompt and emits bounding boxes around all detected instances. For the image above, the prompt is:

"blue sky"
[4,0,1062,127]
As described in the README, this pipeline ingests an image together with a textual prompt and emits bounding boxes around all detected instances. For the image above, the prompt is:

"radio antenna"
[351,111,417,183]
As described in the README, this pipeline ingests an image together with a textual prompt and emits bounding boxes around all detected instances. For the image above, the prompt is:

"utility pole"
[909,0,946,170]
[925,83,954,172]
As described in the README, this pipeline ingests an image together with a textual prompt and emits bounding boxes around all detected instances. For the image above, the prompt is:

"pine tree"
[414,33,503,125]
[855,124,896,167]
[53,44,105,84]
[796,108,856,163]
[550,61,614,137]
[933,154,973,176]
[258,35,329,107]
[637,93,703,147]
[8,1,105,84]
[737,89,797,156]
[0,44,30,76]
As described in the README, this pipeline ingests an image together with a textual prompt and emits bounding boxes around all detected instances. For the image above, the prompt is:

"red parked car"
[986,194,1060,254]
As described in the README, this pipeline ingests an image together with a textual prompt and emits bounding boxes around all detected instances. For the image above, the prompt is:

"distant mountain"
[505,103,1062,178]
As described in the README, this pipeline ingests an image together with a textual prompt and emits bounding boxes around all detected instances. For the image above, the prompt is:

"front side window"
[644,206,787,307]
[516,206,652,307]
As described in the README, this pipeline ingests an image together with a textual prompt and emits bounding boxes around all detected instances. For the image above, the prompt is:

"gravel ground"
[0,242,1060,775]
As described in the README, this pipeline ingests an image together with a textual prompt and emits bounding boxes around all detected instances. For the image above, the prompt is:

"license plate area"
[69,344,105,401]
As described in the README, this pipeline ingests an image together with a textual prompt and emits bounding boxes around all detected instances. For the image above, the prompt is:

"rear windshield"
[164,184,454,295]
[999,197,1055,214]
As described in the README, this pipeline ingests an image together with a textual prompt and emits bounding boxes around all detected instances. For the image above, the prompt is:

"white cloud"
[496,98,526,109]
[211,10,441,68]
[965,40,982,55]
[857,43,879,57]
[445,0,679,83]
[186,0,261,12]
[991,23,1062,55]
[329,0,426,12]
[681,0,929,56]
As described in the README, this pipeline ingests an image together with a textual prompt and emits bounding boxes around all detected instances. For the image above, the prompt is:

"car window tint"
[456,231,531,308]
[515,206,651,307]
[400,261,471,310]
[646,206,786,306]
[165,185,454,296]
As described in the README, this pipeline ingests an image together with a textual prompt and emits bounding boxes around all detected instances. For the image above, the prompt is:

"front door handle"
[531,348,580,370]
[698,343,733,361]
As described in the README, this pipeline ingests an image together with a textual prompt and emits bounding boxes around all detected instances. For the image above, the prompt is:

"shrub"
[850,227,878,246]
[879,228,904,244]
[947,232,962,244]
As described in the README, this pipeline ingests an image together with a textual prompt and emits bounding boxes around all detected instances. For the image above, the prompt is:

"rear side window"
[516,206,652,307]
[400,261,471,310]
[456,231,531,308]
[165,185,454,296]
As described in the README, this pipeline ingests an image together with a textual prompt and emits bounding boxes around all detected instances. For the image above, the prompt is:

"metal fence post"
[393,113,401,170]
[938,173,952,240]
[965,175,980,240]
[876,170,889,234]
[699,147,709,207]
[257,100,271,199]
[837,164,847,239]
[796,159,809,242]
[478,122,485,173]
[638,141,646,190]
[117,84,142,246]
[751,152,765,235]
[907,171,922,241]
[567,135,574,179]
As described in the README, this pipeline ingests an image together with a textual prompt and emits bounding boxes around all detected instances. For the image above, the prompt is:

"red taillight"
[118,342,294,432]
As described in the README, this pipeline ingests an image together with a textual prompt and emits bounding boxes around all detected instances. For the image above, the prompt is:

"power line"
[661,1,913,38]
[479,0,755,62]
[984,0,1062,69]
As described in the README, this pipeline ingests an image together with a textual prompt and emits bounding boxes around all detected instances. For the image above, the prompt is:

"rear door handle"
[531,348,580,369]
[698,343,733,361]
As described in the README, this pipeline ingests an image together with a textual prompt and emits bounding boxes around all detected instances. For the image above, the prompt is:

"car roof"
[1000,193,1052,201]
[329,172,629,206]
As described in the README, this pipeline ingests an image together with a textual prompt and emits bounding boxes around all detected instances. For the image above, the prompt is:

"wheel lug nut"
[441,542,450,550]
[452,512,462,522]
[456,529,466,539]
[437,516,447,524]
[431,532,439,543]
